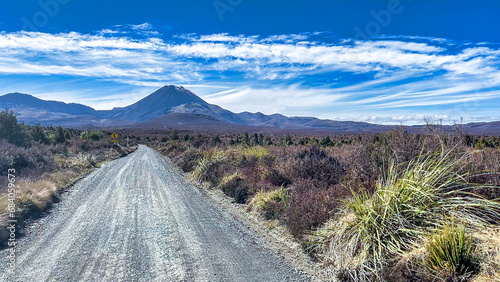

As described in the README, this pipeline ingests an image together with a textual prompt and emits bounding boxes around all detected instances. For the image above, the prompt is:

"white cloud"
[0,30,499,123]
[130,22,153,30]
[204,85,345,115]
[1,31,498,81]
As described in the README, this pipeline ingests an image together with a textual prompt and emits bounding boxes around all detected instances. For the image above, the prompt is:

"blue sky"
[0,0,499,124]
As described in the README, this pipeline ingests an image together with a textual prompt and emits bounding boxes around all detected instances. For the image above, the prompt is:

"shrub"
[308,150,500,281]
[30,124,49,144]
[170,130,179,141]
[218,172,248,204]
[281,146,343,185]
[248,186,288,220]
[284,179,345,236]
[466,148,500,198]
[0,110,27,146]
[54,126,66,144]
[175,148,202,172]
[80,131,103,141]
[260,167,290,187]
[0,141,55,175]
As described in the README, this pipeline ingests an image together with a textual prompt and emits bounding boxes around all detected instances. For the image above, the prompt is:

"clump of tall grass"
[56,153,97,168]
[73,153,97,168]
[192,148,231,183]
[425,222,479,278]
[308,150,500,281]
[248,186,288,220]
[17,179,58,210]
[242,146,270,159]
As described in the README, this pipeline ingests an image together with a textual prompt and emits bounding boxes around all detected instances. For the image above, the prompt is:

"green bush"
[30,123,49,144]
[0,110,27,146]
[54,126,66,144]
[80,131,103,141]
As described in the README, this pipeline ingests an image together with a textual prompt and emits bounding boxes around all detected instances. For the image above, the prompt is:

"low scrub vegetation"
[154,126,500,281]
[0,110,137,247]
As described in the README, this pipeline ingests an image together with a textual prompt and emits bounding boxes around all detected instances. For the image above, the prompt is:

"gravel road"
[0,145,308,281]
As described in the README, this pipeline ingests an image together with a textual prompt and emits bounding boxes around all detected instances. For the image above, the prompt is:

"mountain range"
[0,85,498,135]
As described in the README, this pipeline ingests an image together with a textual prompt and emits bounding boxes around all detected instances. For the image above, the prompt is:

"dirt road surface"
[0,145,307,281]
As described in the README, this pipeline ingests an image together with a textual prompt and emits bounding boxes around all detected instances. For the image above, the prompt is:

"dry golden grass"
[472,227,500,282]
[0,195,8,216]
[55,153,97,168]
[16,179,58,210]
[0,169,83,216]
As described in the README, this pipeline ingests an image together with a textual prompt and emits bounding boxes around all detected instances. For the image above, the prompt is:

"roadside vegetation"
[2,106,499,281]
[151,126,500,281]
[0,110,136,246]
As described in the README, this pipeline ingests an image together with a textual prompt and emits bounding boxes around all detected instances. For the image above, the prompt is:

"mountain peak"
[104,85,208,122]
[0,92,97,116]
[2,92,40,100]
[159,85,186,91]
[144,84,207,105]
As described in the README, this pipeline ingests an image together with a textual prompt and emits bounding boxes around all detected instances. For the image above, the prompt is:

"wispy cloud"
[0,29,499,124]
[130,22,153,30]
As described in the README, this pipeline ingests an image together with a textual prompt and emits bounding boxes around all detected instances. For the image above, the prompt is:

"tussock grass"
[242,146,270,159]
[192,148,230,183]
[425,222,479,278]
[0,195,8,215]
[71,153,97,168]
[175,147,203,172]
[50,170,80,188]
[17,179,58,210]
[308,150,500,281]
[56,153,97,168]
[248,186,288,220]
[0,170,82,216]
